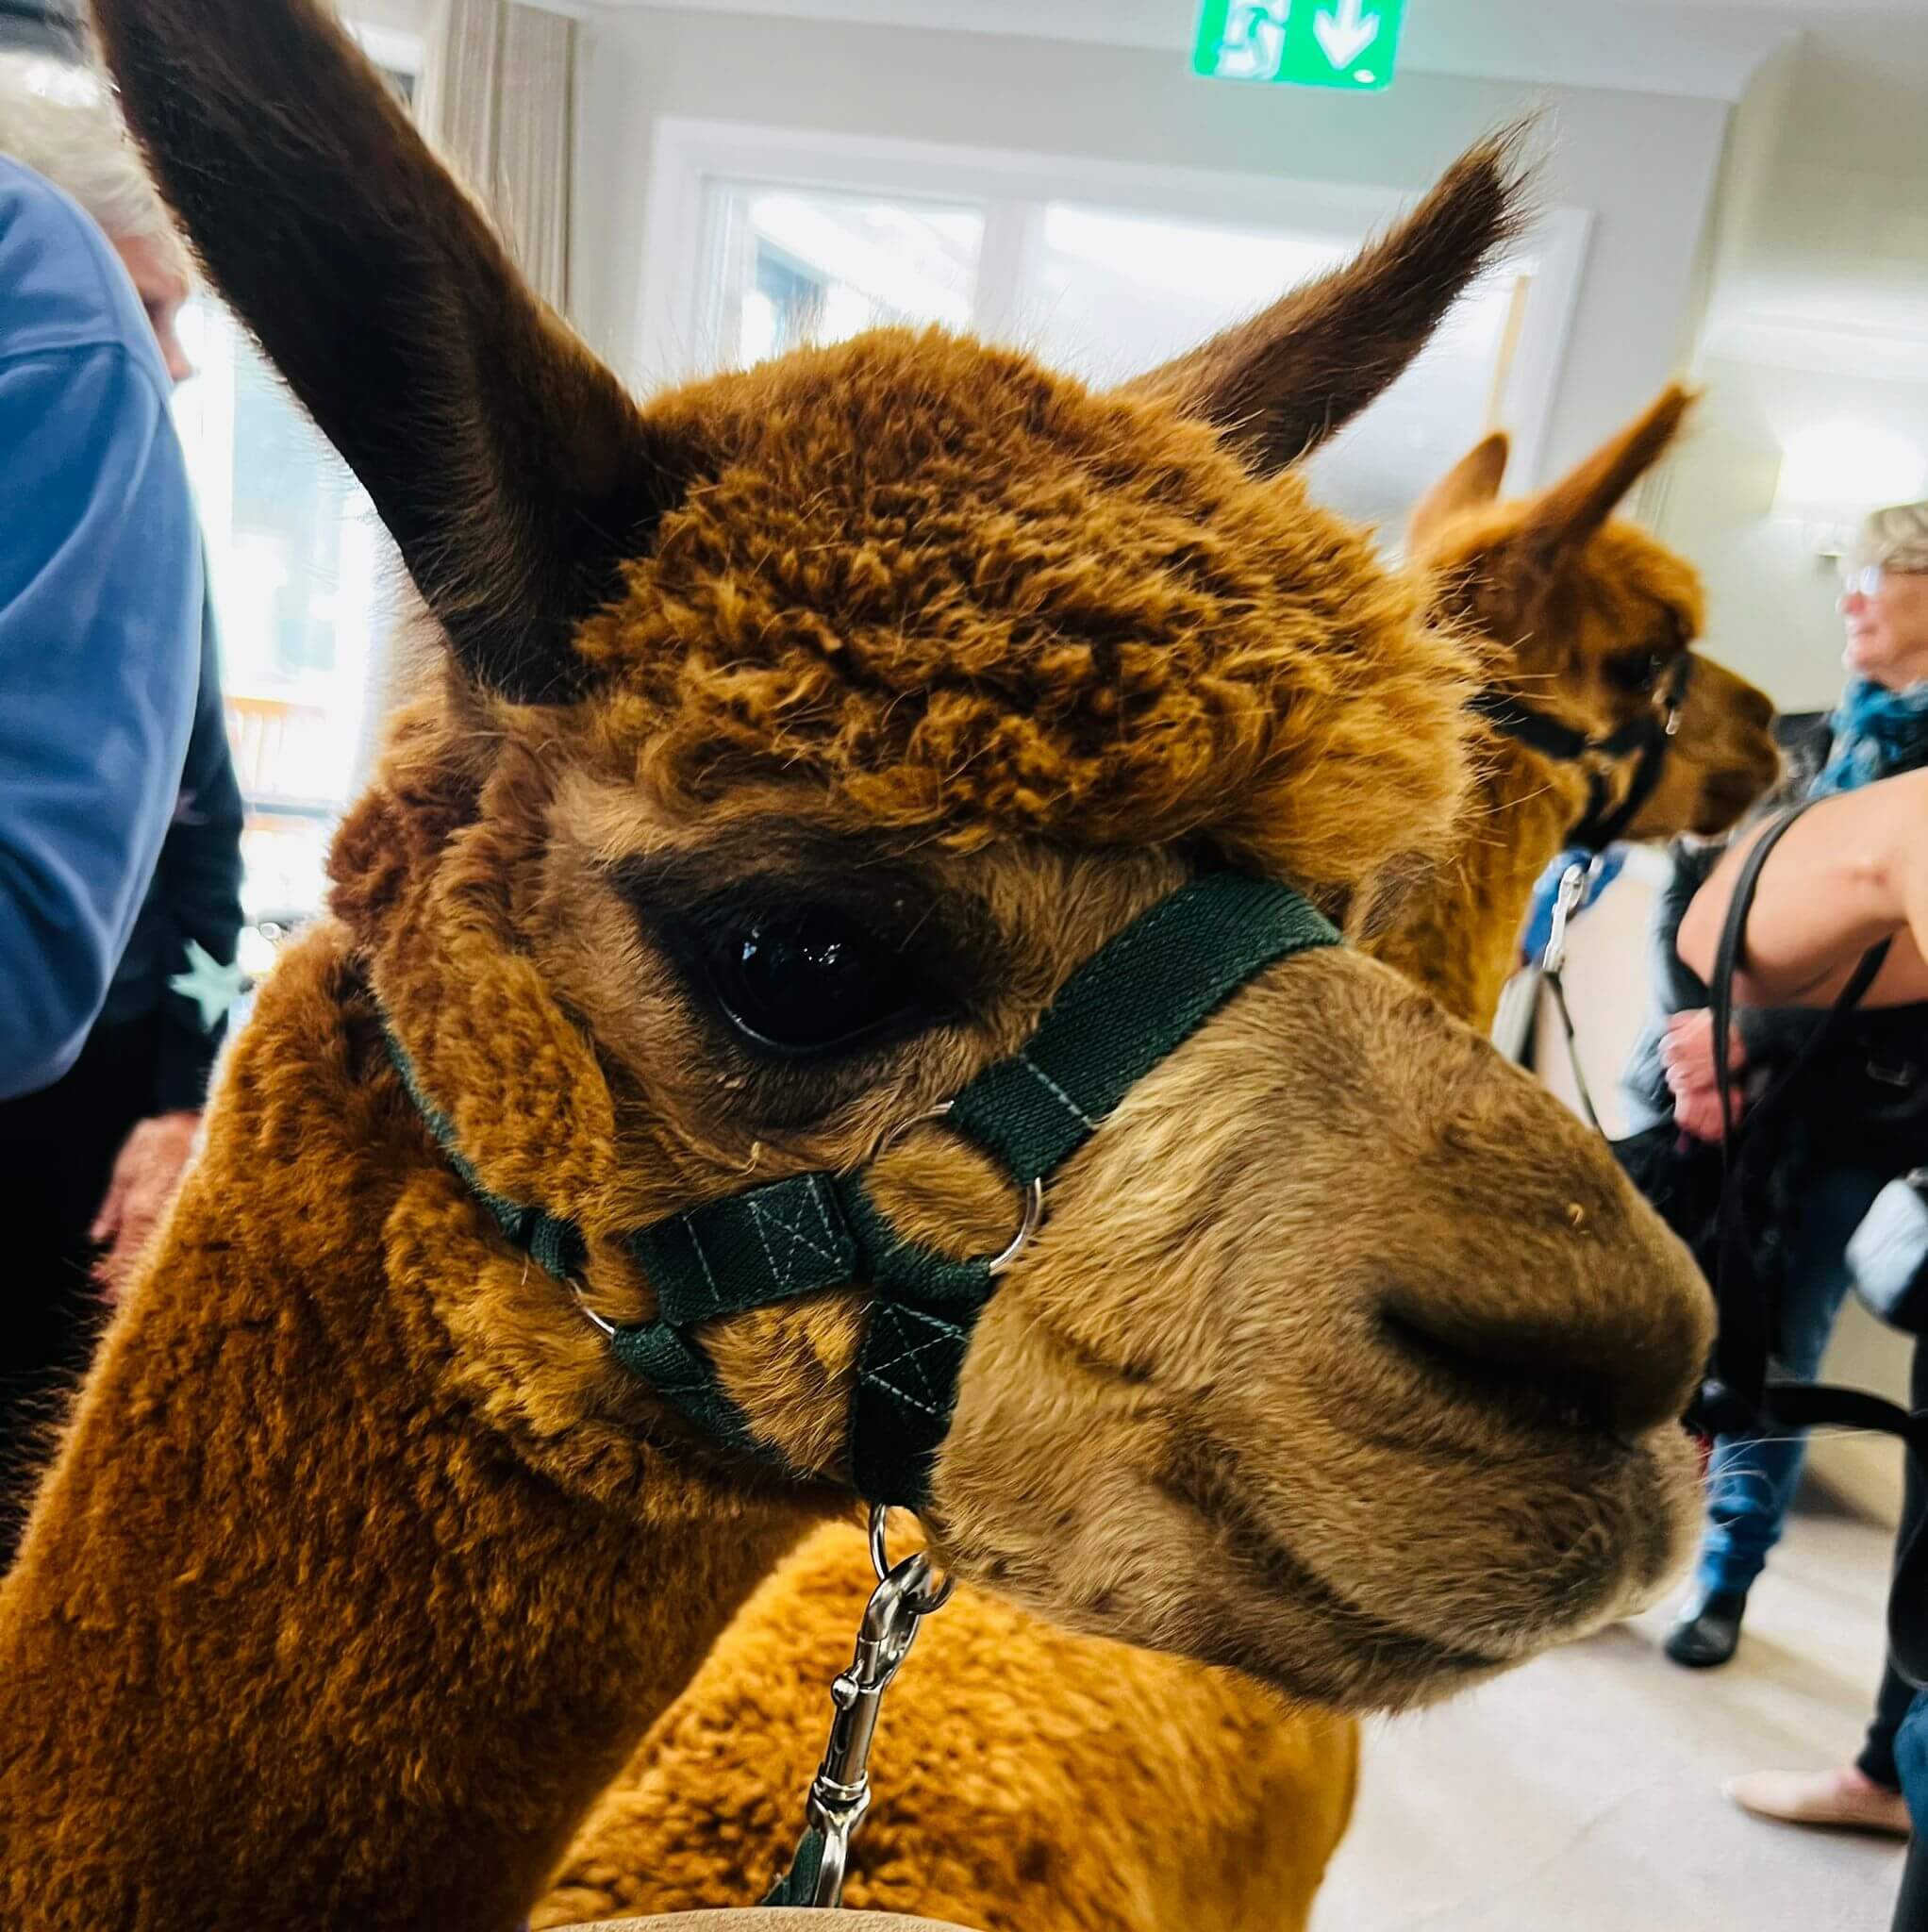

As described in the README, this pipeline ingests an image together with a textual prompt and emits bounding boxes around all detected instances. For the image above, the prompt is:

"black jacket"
[95,591,245,1112]
[1619,720,1928,1275]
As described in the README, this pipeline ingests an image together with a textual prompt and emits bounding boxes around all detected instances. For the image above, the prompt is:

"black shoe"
[1664,1588,1747,1668]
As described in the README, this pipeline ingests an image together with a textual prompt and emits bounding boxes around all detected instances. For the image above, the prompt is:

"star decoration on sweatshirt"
[169,940,245,1033]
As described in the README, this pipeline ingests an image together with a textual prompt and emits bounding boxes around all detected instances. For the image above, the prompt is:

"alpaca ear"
[1407,430,1509,552]
[93,0,688,701]
[1120,131,1529,475]
[1510,383,1695,584]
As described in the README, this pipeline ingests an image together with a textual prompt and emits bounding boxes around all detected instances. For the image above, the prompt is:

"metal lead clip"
[802,1507,953,1907]
[1540,856,1600,978]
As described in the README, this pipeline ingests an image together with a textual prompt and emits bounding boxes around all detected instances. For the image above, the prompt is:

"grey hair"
[1857,500,1928,577]
[0,51,188,275]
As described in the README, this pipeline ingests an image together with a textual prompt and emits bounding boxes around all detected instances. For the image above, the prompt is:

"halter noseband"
[384,871,1338,1511]
[1471,652,1693,853]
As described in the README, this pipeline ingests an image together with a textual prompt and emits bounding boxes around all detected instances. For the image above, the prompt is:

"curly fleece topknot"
[573,327,1479,899]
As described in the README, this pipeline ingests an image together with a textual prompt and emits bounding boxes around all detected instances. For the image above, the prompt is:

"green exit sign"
[1193,0,1405,92]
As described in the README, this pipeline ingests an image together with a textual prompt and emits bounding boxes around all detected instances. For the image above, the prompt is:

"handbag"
[1611,1119,1727,1282]
[1849,1167,1928,1336]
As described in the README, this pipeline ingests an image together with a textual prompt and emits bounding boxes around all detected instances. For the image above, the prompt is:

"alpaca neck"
[1367,727,1591,1030]
[0,926,815,1932]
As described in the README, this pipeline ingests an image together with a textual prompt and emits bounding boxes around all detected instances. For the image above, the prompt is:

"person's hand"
[1662,1010,1746,1142]
[91,1109,201,1299]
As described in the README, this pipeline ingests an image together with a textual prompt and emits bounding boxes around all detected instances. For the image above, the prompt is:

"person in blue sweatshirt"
[0,61,238,1549]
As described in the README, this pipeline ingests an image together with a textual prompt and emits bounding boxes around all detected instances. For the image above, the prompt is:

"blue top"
[0,158,203,1100]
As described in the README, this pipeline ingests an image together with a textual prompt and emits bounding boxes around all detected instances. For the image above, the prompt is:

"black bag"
[1612,1120,1727,1282]
[1698,803,1928,1688]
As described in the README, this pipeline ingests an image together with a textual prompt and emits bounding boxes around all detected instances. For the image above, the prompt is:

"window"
[1023,203,1348,384]
[167,49,417,922]
[171,304,386,921]
[0,2,82,60]
[704,185,984,368]
[646,123,1589,535]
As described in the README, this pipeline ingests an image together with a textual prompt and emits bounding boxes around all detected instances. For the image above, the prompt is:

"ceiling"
[552,0,1928,377]
[575,0,1860,101]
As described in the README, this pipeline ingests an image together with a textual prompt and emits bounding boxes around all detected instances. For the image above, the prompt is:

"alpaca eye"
[1609,649,1670,696]
[687,906,929,1058]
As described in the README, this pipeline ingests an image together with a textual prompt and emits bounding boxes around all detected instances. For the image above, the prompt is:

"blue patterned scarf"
[1810,677,1928,797]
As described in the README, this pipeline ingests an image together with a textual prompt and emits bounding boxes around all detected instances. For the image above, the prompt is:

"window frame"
[637,117,1591,492]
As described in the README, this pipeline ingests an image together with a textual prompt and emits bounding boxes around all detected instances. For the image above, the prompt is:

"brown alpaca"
[532,396,1781,1932]
[536,1526,1357,1932]
[1370,390,1782,1031]
[1,9,1712,1932]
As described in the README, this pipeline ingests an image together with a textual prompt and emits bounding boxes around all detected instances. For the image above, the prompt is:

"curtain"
[416,0,576,316]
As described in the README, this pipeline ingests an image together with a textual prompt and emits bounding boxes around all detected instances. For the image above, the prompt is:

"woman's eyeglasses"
[1841,564,1886,601]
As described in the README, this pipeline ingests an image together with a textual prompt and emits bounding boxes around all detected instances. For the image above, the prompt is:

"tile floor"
[1316,1501,1909,1932]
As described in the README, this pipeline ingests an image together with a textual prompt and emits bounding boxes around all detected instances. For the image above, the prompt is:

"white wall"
[571,7,1732,481]
[1662,16,1928,714]
[1733,16,1928,350]
[1653,358,1928,712]
[353,0,429,32]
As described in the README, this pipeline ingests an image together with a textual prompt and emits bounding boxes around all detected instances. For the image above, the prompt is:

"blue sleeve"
[0,341,201,1098]
[1518,845,1629,966]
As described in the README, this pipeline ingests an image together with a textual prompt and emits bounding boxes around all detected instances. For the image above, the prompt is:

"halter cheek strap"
[384,870,1338,1511]
[1471,652,1692,854]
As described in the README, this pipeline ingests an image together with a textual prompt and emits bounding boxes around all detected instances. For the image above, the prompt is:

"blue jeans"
[1695,1166,1888,1599]
[1899,1692,1928,1832]
[1893,1693,1928,1930]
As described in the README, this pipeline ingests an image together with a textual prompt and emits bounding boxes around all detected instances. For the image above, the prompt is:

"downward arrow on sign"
[1313,0,1380,68]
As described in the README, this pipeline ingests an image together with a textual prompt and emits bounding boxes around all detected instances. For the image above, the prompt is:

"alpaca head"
[99,0,1711,1714]
[1407,388,1781,840]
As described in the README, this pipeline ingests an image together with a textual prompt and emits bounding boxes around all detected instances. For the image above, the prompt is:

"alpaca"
[1,8,1714,1931]
[533,396,1782,1932]
[1371,389,1782,1031]
[535,1523,1358,1932]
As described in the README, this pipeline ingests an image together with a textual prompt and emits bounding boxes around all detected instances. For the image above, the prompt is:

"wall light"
[1774,422,1928,558]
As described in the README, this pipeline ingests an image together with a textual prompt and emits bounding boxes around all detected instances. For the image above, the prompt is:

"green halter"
[385,870,1338,1509]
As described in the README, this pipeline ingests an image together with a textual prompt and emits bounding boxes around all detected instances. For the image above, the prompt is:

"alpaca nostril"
[1379,1305,1618,1441]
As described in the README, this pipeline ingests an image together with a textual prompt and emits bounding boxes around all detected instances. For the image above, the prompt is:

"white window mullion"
[972,198,1044,347]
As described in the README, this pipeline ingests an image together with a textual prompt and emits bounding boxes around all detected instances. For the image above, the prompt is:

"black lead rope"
[1700,802,1928,1687]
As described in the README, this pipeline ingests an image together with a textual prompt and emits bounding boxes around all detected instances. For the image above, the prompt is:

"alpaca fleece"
[0,932,814,1930]
[536,1520,1355,1931]
[535,1520,1356,1932]
[575,326,1477,904]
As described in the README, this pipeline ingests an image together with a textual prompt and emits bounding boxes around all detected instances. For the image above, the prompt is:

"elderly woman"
[1659,504,1928,1697]
[0,58,242,1566]
[1670,510,1928,1868]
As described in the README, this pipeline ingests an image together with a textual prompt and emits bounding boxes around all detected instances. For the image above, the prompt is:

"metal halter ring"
[869,1502,956,1615]
[1660,654,1690,737]
[571,1278,619,1339]
[873,1100,1044,1278]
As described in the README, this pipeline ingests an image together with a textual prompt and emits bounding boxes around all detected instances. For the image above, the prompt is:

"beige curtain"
[416,0,576,315]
